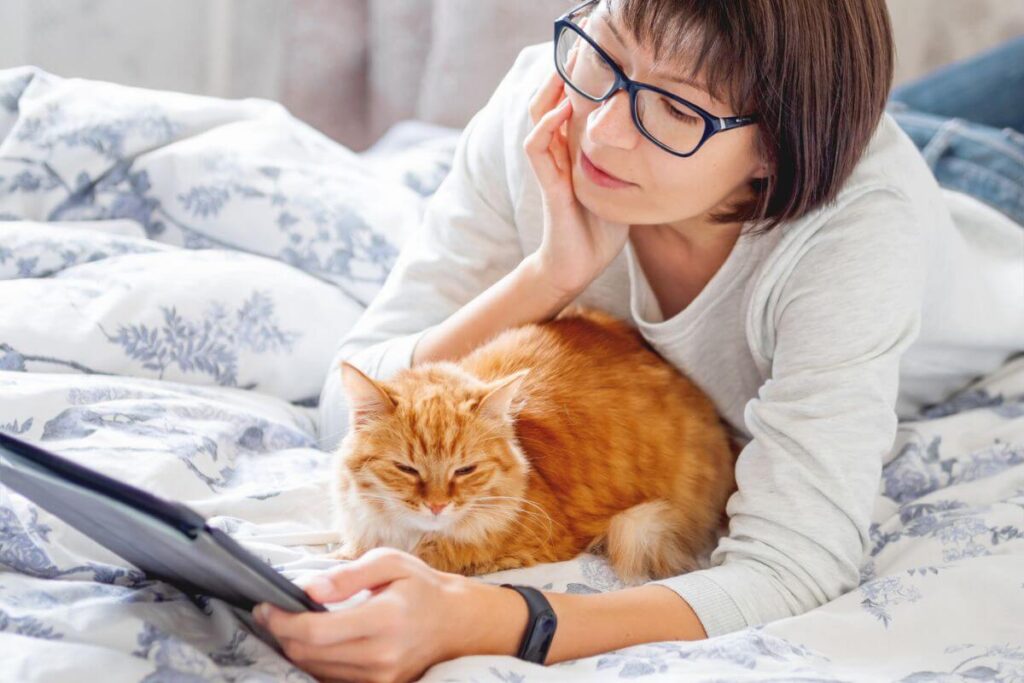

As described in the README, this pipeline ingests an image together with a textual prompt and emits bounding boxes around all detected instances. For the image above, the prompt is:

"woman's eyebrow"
[602,15,705,90]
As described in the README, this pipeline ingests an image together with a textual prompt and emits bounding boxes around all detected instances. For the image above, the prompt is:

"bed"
[1,66,1022,682]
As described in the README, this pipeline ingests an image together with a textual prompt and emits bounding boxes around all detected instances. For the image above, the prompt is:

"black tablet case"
[0,430,326,623]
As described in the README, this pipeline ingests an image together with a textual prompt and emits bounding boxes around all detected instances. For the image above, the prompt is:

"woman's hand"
[524,16,631,297]
[253,547,480,683]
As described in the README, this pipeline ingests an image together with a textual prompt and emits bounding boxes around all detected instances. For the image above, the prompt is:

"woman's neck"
[631,215,744,260]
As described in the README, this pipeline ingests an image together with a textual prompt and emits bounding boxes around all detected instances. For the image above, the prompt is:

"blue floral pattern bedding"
[0,66,1022,682]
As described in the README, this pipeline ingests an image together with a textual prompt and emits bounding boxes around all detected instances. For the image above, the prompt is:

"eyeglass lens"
[555,24,707,154]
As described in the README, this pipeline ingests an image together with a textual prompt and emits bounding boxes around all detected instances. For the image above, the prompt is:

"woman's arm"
[450,580,706,663]
[411,252,580,366]
[642,192,930,635]
[255,549,707,683]
[317,48,543,449]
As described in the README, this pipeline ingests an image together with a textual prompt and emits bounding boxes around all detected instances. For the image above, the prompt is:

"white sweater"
[317,43,1024,636]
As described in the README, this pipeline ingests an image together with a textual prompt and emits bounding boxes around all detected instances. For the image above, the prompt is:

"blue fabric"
[889,37,1024,226]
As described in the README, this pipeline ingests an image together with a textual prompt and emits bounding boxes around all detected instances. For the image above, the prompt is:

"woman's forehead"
[588,0,739,110]
[586,4,724,107]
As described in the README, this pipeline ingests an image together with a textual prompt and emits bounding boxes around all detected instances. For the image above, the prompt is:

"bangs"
[604,0,758,113]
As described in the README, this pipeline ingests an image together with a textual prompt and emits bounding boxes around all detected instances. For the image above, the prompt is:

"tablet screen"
[0,432,325,614]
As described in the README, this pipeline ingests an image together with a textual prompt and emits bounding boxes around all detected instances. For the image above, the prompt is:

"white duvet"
[0,66,1022,682]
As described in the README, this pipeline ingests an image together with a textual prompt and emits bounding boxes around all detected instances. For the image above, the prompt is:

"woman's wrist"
[443,576,529,660]
[441,576,708,664]
[521,250,592,305]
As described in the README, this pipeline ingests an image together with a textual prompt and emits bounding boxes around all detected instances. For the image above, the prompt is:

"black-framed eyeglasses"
[554,0,757,157]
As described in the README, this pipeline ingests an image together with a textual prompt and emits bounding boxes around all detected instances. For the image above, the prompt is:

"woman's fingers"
[307,547,418,603]
[531,30,587,126]
[524,97,573,186]
[529,67,566,126]
[255,549,422,645]
[252,549,461,683]
[281,633,398,671]
[553,114,572,174]
[259,602,384,646]
[298,661,369,683]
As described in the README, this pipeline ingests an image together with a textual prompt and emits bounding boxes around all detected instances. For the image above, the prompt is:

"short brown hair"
[608,0,895,234]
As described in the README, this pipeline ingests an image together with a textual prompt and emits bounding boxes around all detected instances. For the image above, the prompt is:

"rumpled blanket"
[1,66,1022,682]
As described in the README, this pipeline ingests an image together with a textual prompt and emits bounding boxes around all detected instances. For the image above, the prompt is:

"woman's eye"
[454,464,477,476]
[664,100,700,124]
[394,462,420,476]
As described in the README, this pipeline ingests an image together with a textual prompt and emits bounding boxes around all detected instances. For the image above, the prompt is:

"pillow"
[0,222,364,403]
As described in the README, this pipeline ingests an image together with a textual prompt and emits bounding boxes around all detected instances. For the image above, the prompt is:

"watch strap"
[500,583,558,664]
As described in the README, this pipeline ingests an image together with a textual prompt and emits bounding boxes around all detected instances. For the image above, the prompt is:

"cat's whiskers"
[357,492,400,502]
[354,491,410,513]
[477,499,557,540]
[461,503,551,542]
[475,507,557,544]
[474,495,555,523]
[462,500,556,541]
[315,425,351,449]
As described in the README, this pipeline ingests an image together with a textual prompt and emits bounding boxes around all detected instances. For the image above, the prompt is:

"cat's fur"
[330,305,737,584]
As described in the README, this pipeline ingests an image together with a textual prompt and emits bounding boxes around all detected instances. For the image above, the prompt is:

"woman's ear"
[750,147,772,179]
[749,132,773,180]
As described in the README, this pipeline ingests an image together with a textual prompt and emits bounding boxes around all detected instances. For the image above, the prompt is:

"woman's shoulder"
[837,112,950,209]
[447,42,550,229]
[475,41,552,149]
[494,42,557,195]
[457,42,551,212]
[744,115,938,340]
[762,113,944,275]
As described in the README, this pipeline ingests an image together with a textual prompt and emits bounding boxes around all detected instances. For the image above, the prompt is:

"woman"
[261,0,1024,679]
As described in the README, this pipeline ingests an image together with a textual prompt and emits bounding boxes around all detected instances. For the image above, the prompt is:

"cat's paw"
[325,543,363,562]
[469,555,533,576]
[411,538,450,570]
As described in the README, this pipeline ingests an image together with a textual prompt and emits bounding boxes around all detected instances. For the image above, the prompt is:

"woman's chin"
[574,175,637,223]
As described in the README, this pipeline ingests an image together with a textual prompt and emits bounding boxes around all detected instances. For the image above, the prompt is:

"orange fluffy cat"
[330,305,737,584]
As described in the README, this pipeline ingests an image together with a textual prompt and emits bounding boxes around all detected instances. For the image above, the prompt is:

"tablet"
[0,431,326,618]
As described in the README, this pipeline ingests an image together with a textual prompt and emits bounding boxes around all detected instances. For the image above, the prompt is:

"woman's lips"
[580,150,633,189]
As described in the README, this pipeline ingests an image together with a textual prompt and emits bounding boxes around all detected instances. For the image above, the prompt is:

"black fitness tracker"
[500,583,558,664]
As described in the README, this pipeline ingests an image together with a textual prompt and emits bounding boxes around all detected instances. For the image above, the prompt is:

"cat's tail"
[596,500,706,586]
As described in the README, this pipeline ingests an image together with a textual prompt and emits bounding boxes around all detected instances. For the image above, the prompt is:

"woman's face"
[563,5,767,229]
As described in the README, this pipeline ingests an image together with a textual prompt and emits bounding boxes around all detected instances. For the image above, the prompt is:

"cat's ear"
[340,361,396,429]
[476,369,530,422]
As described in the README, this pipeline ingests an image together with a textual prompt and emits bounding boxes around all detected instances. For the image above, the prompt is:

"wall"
[2,0,1021,151]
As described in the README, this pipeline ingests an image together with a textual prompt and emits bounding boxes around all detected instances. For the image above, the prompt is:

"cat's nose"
[428,502,448,516]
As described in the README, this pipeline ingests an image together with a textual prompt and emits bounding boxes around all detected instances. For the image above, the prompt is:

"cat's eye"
[394,462,420,477]
[453,464,477,476]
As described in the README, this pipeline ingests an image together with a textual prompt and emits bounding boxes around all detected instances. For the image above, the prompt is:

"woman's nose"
[586,90,638,149]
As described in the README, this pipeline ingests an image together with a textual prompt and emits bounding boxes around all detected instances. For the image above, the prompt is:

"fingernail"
[253,603,269,622]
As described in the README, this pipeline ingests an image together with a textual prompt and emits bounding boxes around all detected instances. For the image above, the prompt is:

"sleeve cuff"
[370,328,430,380]
[646,569,749,638]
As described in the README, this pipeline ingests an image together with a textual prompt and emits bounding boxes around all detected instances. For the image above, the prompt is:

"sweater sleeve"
[316,50,535,450]
[647,191,928,636]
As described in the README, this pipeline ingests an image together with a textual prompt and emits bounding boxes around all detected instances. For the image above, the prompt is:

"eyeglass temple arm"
[718,115,757,130]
